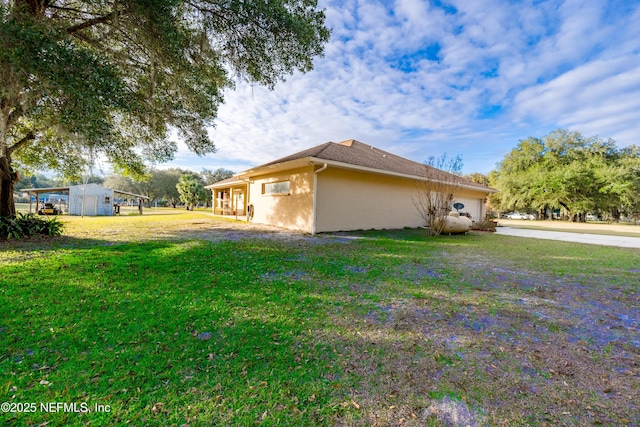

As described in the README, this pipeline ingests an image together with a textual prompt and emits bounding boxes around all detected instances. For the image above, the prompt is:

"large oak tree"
[0,0,330,216]
[492,129,640,221]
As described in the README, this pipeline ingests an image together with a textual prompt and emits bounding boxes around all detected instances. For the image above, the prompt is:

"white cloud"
[163,0,640,176]
[512,56,640,134]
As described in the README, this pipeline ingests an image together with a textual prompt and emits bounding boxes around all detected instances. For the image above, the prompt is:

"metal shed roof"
[21,185,150,199]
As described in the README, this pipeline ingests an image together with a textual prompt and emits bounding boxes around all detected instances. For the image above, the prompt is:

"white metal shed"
[68,184,114,216]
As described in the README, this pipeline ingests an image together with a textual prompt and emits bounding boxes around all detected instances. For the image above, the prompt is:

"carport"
[22,185,149,216]
[22,186,69,215]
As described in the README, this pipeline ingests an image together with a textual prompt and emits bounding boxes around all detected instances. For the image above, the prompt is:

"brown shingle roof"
[254,139,491,191]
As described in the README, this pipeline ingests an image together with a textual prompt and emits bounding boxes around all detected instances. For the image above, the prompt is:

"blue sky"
[165,0,640,175]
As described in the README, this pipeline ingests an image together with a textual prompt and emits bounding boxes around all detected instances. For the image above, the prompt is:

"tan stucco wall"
[314,167,427,232]
[313,168,489,233]
[248,166,315,232]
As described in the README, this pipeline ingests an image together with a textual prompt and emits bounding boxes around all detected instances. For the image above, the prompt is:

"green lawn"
[1,214,638,426]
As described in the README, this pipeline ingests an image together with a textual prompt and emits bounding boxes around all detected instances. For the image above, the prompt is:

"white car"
[507,212,535,220]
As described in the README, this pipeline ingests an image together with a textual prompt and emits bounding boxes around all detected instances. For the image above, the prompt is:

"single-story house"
[206,139,496,233]
[22,184,149,216]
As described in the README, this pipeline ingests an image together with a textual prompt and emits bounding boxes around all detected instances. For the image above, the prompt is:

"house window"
[262,180,290,195]
[104,196,111,204]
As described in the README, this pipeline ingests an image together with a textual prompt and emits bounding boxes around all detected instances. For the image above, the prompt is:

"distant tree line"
[486,129,640,222]
[103,168,234,208]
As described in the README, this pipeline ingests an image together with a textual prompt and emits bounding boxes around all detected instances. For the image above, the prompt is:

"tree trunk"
[0,156,17,217]
[611,209,621,223]
[558,201,571,221]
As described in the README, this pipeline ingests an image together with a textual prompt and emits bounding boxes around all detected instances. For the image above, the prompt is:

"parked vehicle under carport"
[38,203,61,215]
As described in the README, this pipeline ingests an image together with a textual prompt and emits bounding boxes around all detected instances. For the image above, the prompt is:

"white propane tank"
[434,211,472,234]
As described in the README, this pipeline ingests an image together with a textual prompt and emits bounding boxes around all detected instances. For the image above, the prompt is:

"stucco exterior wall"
[314,167,426,233]
[312,168,489,233]
[248,166,315,232]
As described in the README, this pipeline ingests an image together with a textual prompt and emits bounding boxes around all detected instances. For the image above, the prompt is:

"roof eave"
[205,179,246,189]
[213,153,496,194]
[21,186,71,193]
[308,158,496,194]
[112,190,150,199]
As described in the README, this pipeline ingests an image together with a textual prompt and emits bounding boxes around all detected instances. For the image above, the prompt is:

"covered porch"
[206,178,249,218]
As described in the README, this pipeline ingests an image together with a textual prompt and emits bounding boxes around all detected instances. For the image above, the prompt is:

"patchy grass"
[1,216,638,426]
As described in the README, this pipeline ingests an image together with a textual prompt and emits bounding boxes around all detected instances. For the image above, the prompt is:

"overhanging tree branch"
[7,131,36,156]
[66,11,119,35]
[1,0,329,218]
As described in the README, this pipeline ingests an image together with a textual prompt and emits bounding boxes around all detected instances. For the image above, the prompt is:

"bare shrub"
[413,154,463,236]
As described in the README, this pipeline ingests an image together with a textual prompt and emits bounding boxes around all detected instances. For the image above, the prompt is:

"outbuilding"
[22,184,149,216]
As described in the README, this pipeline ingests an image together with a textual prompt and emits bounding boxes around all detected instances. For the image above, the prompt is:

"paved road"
[495,227,640,249]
